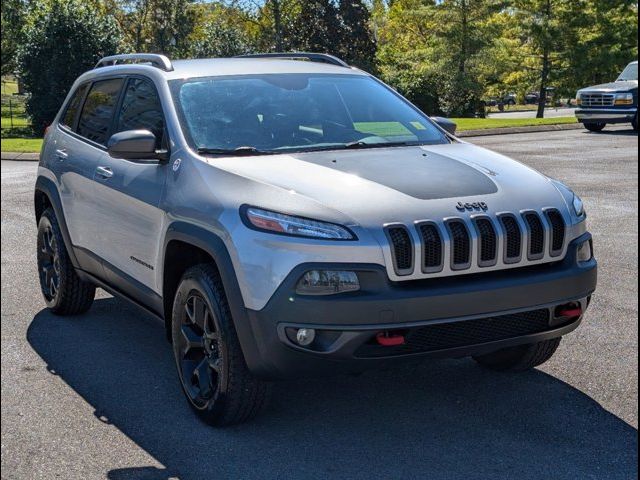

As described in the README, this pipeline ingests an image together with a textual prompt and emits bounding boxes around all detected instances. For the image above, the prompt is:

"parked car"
[575,60,638,132]
[34,53,597,426]
[525,87,555,105]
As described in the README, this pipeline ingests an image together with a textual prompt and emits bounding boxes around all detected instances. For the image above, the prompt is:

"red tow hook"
[556,304,583,319]
[376,331,405,346]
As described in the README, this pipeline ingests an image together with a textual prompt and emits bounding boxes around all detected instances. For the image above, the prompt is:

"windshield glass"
[170,74,448,153]
[617,63,638,81]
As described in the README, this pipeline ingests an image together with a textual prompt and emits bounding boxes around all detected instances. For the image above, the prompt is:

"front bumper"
[240,234,597,379]
[576,107,637,123]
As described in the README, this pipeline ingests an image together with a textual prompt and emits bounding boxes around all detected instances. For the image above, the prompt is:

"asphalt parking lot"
[1,126,638,480]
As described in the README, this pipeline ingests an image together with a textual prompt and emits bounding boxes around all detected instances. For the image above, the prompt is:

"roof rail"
[236,52,350,68]
[95,54,173,71]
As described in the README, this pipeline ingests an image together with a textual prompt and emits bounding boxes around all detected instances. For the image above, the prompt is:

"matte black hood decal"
[296,149,498,200]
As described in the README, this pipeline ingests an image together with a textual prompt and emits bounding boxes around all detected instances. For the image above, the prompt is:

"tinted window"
[77,78,124,145]
[171,74,448,153]
[61,83,89,130]
[115,78,165,148]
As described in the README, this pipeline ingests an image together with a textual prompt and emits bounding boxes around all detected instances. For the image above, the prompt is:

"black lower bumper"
[240,234,597,379]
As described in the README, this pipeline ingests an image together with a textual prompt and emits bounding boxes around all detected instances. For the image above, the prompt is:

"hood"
[580,80,638,93]
[205,143,567,228]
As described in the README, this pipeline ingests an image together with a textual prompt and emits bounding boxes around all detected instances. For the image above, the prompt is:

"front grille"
[418,223,443,271]
[447,220,471,269]
[524,212,545,259]
[386,209,567,277]
[545,209,566,256]
[474,218,497,265]
[355,309,551,357]
[581,93,615,107]
[499,215,522,262]
[386,226,413,274]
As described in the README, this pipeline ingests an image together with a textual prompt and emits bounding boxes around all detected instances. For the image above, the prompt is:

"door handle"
[55,149,68,161]
[95,166,113,179]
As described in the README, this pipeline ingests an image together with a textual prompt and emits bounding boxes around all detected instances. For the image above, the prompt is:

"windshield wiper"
[342,140,421,149]
[197,146,274,156]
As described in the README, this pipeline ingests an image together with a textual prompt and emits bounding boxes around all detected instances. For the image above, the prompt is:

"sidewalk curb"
[458,123,582,138]
[0,123,584,160]
[1,151,40,161]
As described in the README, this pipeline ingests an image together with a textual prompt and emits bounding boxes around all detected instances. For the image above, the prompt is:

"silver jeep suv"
[35,53,597,426]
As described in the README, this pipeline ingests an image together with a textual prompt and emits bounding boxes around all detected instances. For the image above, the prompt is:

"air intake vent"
[386,226,414,275]
[545,209,566,256]
[499,215,522,263]
[447,220,471,269]
[417,223,443,272]
[474,217,497,266]
[523,212,545,260]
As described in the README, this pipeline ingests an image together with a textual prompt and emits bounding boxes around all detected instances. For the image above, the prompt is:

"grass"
[1,77,19,96]
[1,137,43,153]
[453,116,577,131]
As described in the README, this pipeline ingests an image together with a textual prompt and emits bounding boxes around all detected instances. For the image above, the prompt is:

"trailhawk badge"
[456,201,489,212]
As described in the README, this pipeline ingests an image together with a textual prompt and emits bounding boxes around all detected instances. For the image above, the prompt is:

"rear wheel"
[473,338,561,372]
[584,122,606,132]
[37,208,95,315]
[172,264,270,426]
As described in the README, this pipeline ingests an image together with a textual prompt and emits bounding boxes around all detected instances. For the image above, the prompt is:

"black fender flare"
[34,176,80,269]
[162,222,264,374]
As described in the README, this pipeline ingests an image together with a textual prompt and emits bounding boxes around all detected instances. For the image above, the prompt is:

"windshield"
[170,74,449,154]
[617,63,638,81]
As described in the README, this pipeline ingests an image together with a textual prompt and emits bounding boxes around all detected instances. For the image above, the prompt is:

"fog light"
[296,270,360,295]
[296,328,316,346]
[577,240,593,263]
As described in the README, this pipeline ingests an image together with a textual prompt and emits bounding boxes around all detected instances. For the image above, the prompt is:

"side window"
[61,83,89,130]
[115,78,165,148]
[77,78,124,146]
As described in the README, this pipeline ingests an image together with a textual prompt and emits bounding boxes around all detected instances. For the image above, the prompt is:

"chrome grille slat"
[386,210,567,278]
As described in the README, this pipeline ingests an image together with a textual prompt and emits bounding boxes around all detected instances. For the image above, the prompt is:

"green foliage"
[337,0,377,72]
[191,19,252,57]
[18,0,123,134]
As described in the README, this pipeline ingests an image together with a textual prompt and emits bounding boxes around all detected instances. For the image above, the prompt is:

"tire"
[584,122,606,132]
[37,208,96,315]
[473,338,561,372]
[632,114,638,131]
[171,264,270,426]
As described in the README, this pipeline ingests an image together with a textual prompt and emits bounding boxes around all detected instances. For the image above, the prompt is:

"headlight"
[576,92,582,105]
[614,93,634,105]
[572,193,585,217]
[243,206,356,240]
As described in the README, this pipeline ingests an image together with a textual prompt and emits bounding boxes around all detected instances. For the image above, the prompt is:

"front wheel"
[584,122,606,132]
[171,264,270,426]
[473,338,561,372]
[632,114,638,131]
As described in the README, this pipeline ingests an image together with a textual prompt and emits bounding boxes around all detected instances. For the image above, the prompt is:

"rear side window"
[114,78,165,148]
[77,78,124,146]
[61,83,89,130]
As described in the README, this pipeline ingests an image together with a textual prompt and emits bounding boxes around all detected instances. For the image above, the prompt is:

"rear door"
[89,76,169,295]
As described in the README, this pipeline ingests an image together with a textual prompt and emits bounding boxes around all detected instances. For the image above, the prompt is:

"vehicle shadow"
[584,128,638,136]
[27,297,637,480]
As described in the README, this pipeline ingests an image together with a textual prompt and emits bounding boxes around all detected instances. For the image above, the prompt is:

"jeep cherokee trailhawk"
[35,53,597,426]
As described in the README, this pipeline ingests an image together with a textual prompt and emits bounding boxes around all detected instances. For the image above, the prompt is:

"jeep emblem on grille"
[456,201,488,212]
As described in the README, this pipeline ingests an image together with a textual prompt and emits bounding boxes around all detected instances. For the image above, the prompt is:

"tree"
[191,19,252,58]
[1,0,29,75]
[18,0,123,133]
[337,0,377,71]
[288,0,342,52]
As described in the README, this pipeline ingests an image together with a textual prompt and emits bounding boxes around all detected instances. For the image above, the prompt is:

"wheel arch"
[161,222,264,372]
[34,176,80,269]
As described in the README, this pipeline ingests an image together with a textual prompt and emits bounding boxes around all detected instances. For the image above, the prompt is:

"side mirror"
[107,129,168,161]
[431,117,458,136]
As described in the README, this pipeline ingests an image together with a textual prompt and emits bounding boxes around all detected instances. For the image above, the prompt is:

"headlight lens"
[615,93,634,105]
[244,207,355,240]
[296,270,360,295]
[572,193,585,217]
